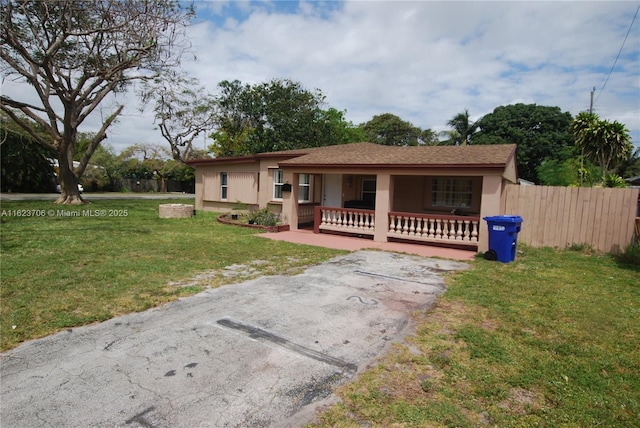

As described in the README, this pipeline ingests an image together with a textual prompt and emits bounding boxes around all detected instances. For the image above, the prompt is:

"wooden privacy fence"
[502,184,639,254]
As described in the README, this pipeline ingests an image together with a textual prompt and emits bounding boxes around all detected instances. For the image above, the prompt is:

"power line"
[594,2,640,104]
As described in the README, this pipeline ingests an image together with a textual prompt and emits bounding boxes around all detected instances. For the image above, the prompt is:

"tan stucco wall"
[478,174,504,252]
[374,174,391,242]
[194,162,260,212]
[503,156,518,184]
[194,157,300,213]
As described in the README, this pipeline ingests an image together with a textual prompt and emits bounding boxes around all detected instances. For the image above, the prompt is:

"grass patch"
[0,199,345,351]
[310,245,640,427]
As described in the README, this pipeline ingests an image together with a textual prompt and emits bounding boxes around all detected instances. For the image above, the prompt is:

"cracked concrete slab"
[0,251,468,427]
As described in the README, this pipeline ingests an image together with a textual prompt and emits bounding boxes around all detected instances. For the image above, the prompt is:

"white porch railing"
[313,207,480,248]
[388,211,480,246]
[314,206,375,235]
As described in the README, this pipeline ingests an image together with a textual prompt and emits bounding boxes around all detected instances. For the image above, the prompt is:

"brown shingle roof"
[278,142,516,168]
[187,142,517,169]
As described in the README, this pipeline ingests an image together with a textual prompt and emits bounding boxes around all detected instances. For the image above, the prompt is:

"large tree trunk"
[55,149,85,205]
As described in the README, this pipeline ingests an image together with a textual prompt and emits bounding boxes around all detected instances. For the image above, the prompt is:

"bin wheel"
[484,249,498,261]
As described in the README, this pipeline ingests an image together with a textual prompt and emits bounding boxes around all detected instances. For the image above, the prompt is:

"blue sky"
[3,0,639,153]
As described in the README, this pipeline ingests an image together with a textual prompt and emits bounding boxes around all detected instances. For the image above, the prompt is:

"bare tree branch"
[0,0,194,203]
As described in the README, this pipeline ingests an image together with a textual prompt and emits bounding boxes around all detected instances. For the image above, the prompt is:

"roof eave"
[278,163,508,169]
[186,153,303,166]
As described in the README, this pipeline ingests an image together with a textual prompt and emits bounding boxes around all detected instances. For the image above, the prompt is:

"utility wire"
[595,2,640,103]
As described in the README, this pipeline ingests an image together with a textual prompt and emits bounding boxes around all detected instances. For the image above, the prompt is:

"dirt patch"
[498,387,545,415]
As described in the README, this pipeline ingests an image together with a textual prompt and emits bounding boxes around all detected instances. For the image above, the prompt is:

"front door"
[323,174,342,208]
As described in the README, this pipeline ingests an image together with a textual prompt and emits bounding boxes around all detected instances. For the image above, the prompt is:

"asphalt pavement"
[0,251,468,428]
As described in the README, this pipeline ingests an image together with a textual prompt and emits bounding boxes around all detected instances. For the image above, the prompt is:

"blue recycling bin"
[483,215,523,263]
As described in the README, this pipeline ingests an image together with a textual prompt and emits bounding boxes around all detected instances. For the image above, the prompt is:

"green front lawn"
[0,199,344,351]
[311,246,640,427]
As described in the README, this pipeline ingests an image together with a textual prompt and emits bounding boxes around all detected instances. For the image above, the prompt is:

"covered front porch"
[313,206,480,249]
[282,171,508,254]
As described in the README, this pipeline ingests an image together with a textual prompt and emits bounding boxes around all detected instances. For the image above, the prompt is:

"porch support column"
[478,175,502,253]
[374,173,391,243]
[282,171,299,231]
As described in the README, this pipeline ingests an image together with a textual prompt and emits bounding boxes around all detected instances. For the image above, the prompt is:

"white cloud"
[2,0,639,153]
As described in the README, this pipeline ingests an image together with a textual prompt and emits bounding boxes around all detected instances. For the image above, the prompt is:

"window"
[273,169,284,200]
[299,174,311,202]
[431,178,472,207]
[220,172,228,200]
[362,179,376,204]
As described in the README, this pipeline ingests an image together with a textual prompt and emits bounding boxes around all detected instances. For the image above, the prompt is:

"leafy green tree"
[571,112,633,180]
[0,0,193,204]
[321,108,366,145]
[80,144,120,191]
[361,113,422,146]
[441,109,477,145]
[209,80,254,157]
[419,129,441,146]
[536,157,599,187]
[119,144,173,191]
[210,79,358,157]
[1,114,55,192]
[615,148,640,179]
[474,104,575,183]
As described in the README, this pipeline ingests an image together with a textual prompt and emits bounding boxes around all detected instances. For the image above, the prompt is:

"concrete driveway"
[1,251,468,428]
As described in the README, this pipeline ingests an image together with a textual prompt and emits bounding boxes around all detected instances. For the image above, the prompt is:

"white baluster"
[463,220,470,241]
[428,218,435,238]
[455,220,463,240]
[470,220,478,242]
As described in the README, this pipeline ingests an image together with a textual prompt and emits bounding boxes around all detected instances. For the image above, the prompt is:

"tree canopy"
[473,104,575,183]
[0,0,193,203]
[1,112,55,192]
[360,113,438,146]
[441,109,478,145]
[209,79,362,157]
[571,112,633,180]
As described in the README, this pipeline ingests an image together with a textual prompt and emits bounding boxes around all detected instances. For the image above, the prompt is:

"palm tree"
[443,109,478,145]
[571,112,633,180]
[438,129,462,146]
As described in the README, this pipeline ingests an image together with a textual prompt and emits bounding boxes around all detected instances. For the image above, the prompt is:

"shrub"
[248,207,278,227]
[615,241,640,266]
[602,174,627,188]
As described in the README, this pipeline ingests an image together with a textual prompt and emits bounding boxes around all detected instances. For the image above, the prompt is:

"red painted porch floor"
[258,229,477,261]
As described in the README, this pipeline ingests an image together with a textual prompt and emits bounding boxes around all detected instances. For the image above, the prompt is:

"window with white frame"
[431,177,473,208]
[298,174,311,203]
[273,169,284,200]
[220,172,228,200]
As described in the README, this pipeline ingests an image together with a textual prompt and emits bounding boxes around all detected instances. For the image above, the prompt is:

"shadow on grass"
[613,242,640,271]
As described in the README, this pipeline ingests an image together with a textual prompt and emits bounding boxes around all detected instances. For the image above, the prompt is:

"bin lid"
[483,215,523,223]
